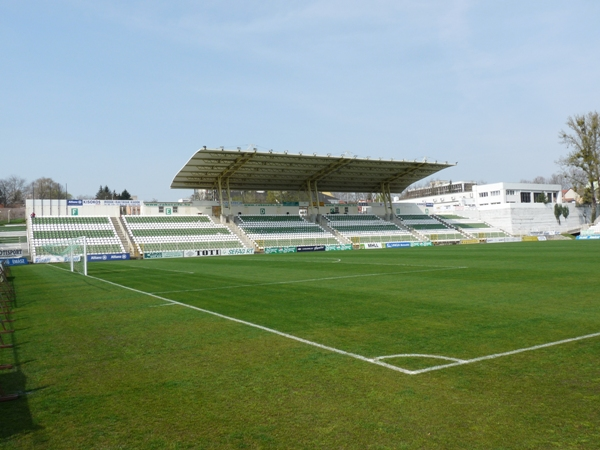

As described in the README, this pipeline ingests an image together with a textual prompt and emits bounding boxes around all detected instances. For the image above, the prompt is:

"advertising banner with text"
[297,245,326,252]
[0,249,23,259]
[3,257,28,266]
[386,242,412,249]
[87,253,131,262]
[410,241,433,247]
[34,255,81,264]
[144,251,184,259]
[265,247,297,254]
[324,244,353,251]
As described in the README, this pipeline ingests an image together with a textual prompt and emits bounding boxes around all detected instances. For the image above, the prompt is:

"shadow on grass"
[0,332,44,441]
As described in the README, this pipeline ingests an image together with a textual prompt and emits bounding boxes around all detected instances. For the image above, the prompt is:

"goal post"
[39,236,88,276]
[69,236,88,276]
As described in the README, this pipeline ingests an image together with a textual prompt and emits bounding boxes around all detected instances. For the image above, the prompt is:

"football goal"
[40,236,88,276]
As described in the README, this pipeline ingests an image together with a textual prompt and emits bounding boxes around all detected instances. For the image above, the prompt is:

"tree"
[0,175,27,206]
[29,177,65,200]
[558,112,600,221]
[95,185,131,200]
[554,203,562,224]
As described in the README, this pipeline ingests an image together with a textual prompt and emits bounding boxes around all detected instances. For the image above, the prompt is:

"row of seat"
[324,214,381,222]
[29,216,125,258]
[33,230,117,239]
[32,217,111,225]
[130,228,233,237]
[124,216,212,224]
[139,241,245,251]
[237,215,304,223]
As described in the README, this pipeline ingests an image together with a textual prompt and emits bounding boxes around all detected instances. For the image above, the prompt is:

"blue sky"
[2,1,600,200]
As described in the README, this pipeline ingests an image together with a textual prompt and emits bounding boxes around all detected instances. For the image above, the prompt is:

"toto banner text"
[87,253,131,262]
[296,245,326,252]
[184,249,221,257]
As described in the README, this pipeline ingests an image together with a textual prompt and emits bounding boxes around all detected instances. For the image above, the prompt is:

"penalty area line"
[48,265,600,376]
[48,265,416,375]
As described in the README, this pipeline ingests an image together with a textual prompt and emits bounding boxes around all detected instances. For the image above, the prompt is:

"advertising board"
[143,251,184,259]
[0,249,23,259]
[87,253,131,262]
[2,258,28,266]
[411,241,433,247]
[577,235,600,240]
[34,255,81,264]
[385,242,411,248]
[183,249,221,257]
[297,245,326,252]
[265,247,297,254]
[221,248,255,256]
[324,244,353,251]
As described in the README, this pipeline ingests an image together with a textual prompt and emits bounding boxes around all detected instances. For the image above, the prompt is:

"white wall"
[456,203,587,235]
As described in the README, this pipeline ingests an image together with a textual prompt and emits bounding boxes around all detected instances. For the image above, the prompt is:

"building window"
[491,190,500,196]
[158,206,164,213]
[479,192,488,198]
[521,192,531,203]
[506,190,515,195]
[173,206,178,213]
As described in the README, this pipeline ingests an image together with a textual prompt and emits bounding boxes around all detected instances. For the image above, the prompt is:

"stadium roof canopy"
[171,148,454,193]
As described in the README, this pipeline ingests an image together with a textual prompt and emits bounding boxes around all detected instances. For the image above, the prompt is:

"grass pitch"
[2,241,600,448]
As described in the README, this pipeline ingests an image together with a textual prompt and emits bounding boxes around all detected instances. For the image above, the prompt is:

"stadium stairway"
[432,215,512,240]
[112,217,139,257]
[316,216,352,244]
[429,215,476,239]
[388,216,428,242]
[225,221,259,250]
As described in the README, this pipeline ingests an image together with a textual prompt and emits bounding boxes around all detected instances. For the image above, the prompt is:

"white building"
[472,182,562,207]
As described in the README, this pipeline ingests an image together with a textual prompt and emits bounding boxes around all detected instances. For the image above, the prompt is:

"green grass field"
[2,241,600,448]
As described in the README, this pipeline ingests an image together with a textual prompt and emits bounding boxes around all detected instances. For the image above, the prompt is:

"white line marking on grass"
[49,265,416,375]
[375,354,467,363]
[408,331,600,374]
[152,266,467,294]
[47,265,600,376]
[148,303,178,308]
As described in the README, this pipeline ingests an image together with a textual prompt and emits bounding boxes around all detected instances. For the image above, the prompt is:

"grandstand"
[235,214,340,248]
[122,215,247,253]
[434,214,511,239]
[324,214,416,244]
[29,216,125,260]
[396,214,466,242]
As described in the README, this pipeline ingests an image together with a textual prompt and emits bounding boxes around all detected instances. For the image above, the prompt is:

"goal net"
[39,236,88,276]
